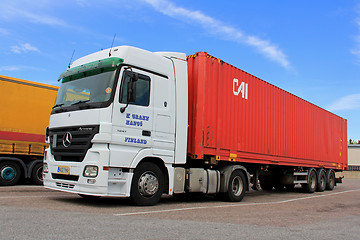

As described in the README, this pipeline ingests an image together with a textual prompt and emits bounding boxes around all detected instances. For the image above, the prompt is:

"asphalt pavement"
[0,179,359,240]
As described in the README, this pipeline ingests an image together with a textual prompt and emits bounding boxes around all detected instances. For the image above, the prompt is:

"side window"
[120,71,150,106]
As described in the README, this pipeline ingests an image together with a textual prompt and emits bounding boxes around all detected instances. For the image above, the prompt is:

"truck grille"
[49,125,99,162]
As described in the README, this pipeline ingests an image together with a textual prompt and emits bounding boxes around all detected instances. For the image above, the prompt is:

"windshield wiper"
[71,100,90,106]
[52,103,64,109]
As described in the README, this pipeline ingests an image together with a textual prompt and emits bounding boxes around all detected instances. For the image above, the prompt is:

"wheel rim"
[1,167,15,181]
[329,172,335,187]
[320,173,326,188]
[310,173,316,189]
[231,176,243,197]
[138,171,159,197]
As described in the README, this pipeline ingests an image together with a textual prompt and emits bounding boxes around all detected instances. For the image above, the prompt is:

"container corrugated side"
[187,52,347,170]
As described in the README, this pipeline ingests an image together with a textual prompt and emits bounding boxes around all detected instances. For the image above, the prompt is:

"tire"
[302,169,317,193]
[0,161,22,186]
[130,162,164,206]
[260,182,273,191]
[224,170,246,202]
[31,163,43,185]
[316,169,326,192]
[325,169,335,191]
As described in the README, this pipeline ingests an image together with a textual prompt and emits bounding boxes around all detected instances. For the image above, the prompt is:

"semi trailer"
[43,46,347,205]
[0,75,58,185]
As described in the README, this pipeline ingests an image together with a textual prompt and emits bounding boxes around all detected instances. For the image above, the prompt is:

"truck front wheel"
[224,170,246,202]
[130,162,164,206]
[0,161,22,186]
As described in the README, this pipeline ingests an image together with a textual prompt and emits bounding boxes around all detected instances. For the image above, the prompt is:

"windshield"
[54,70,117,107]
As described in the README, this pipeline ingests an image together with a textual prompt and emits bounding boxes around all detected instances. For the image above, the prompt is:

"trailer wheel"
[224,170,246,202]
[325,170,335,191]
[302,169,317,193]
[316,169,326,192]
[0,161,22,186]
[31,163,43,185]
[130,162,164,206]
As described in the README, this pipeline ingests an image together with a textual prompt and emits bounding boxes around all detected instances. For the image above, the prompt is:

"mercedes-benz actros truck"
[43,46,347,205]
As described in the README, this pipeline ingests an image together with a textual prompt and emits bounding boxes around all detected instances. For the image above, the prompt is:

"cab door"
[110,68,153,167]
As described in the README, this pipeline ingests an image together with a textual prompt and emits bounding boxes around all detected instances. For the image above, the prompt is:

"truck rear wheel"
[31,163,43,185]
[302,169,317,193]
[316,169,326,192]
[325,169,335,191]
[224,170,246,202]
[130,162,164,206]
[0,161,22,186]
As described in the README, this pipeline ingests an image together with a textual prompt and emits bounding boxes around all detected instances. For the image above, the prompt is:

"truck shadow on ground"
[49,186,307,208]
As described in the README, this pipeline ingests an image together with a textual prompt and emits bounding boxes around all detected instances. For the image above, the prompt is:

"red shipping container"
[187,52,348,171]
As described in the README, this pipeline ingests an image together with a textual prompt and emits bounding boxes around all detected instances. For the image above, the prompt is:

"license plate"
[57,166,70,175]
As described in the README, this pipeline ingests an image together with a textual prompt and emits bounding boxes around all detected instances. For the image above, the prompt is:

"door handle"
[142,130,151,137]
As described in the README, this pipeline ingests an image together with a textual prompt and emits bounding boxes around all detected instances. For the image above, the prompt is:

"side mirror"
[121,72,138,113]
[127,72,138,103]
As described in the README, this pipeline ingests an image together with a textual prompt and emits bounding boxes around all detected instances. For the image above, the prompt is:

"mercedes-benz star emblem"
[63,132,72,148]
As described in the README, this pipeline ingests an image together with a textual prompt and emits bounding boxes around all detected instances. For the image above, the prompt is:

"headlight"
[43,163,49,173]
[83,165,98,178]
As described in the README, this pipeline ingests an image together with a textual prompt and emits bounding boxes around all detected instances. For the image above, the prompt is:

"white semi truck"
[43,46,347,206]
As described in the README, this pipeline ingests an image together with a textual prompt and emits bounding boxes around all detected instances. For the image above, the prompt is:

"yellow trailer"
[0,75,58,185]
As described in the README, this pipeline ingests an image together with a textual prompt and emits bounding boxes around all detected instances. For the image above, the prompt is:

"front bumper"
[43,144,133,197]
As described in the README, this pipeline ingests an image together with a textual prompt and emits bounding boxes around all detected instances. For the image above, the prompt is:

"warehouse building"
[348,144,360,171]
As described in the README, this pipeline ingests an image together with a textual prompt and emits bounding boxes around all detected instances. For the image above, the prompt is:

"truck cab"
[44,46,188,205]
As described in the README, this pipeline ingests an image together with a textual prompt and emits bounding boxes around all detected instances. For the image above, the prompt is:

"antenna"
[68,50,75,69]
[109,34,116,57]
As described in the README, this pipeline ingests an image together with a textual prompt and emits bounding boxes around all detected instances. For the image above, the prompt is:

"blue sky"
[0,0,359,140]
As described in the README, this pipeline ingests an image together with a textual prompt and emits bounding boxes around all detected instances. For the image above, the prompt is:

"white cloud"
[0,27,10,35]
[1,0,67,27]
[21,10,67,26]
[0,66,21,71]
[142,0,290,68]
[351,5,360,62]
[327,93,360,111]
[351,19,360,60]
[75,0,89,7]
[11,43,40,54]
[0,65,44,72]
